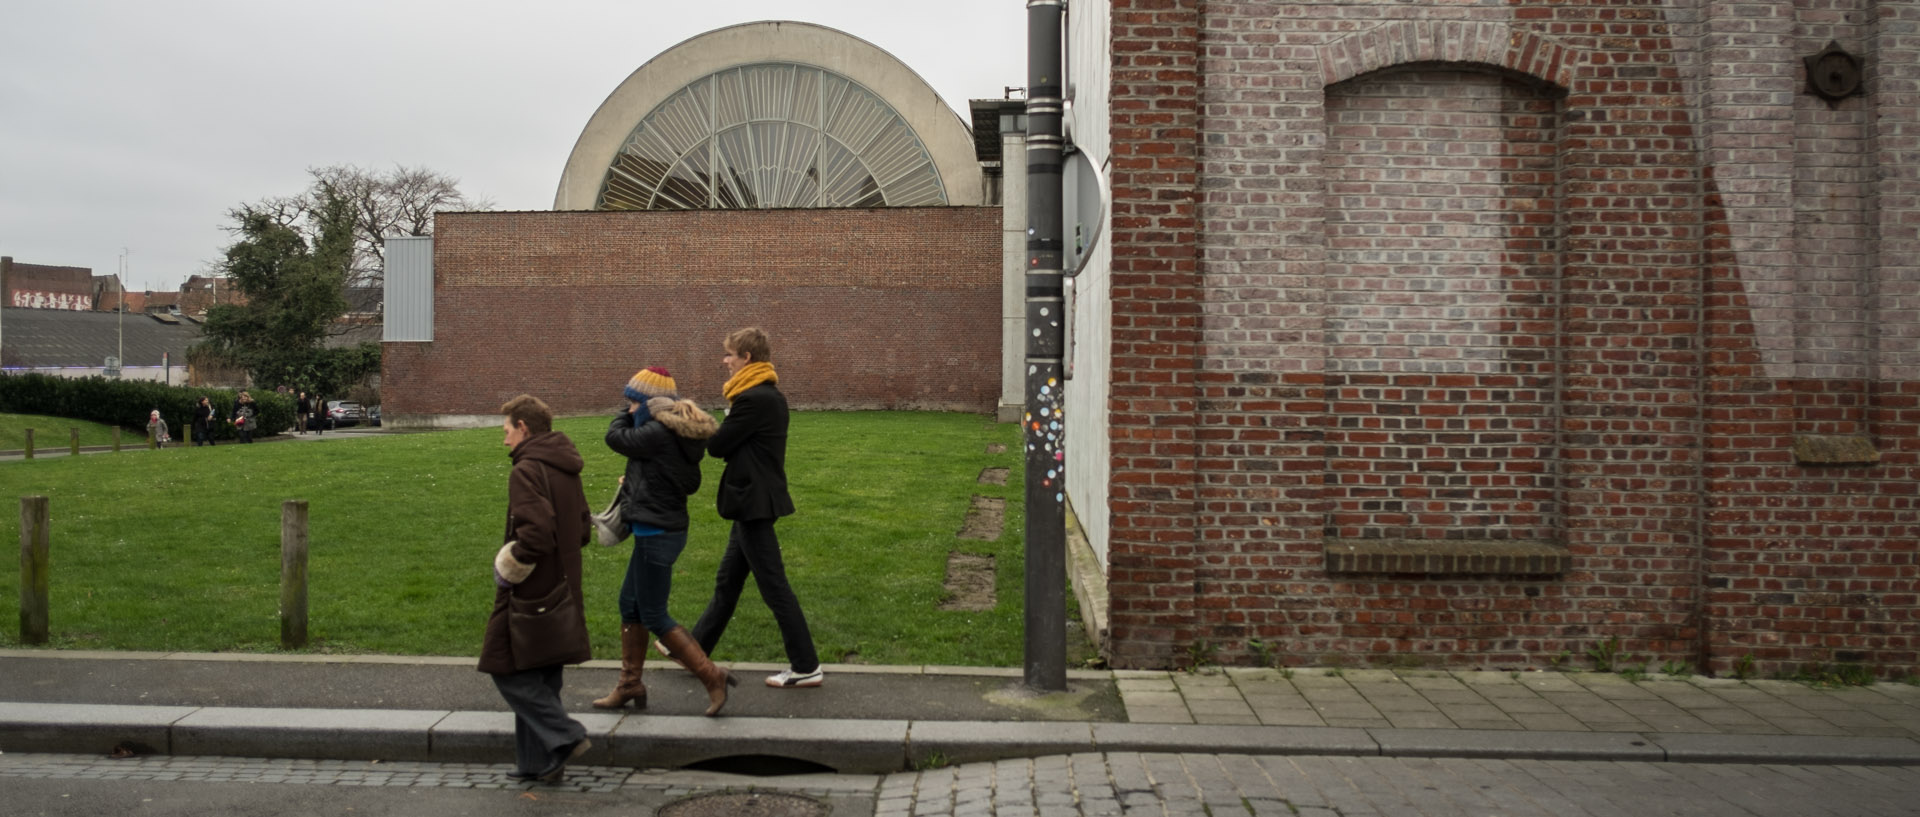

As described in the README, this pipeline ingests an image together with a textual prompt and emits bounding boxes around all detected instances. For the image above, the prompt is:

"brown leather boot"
[592,623,648,709]
[656,626,737,716]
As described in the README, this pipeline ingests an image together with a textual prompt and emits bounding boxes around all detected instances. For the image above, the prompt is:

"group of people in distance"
[146,391,261,446]
[481,327,822,784]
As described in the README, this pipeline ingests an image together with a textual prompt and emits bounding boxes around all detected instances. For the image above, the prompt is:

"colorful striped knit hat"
[624,366,677,402]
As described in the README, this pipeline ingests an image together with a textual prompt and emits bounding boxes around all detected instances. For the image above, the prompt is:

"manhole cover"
[658,792,828,817]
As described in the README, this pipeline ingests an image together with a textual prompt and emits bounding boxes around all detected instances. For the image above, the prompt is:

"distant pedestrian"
[191,396,217,446]
[296,392,313,435]
[146,410,171,447]
[682,328,822,689]
[312,392,325,434]
[595,366,733,715]
[230,391,257,443]
[481,394,594,784]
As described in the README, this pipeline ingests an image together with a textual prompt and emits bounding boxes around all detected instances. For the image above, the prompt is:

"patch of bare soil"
[978,467,1009,485]
[939,552,997,611]
[957,495,1006,540]
[986,443,1008,454]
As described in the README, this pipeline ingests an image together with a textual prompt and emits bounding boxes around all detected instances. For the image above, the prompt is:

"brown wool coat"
[477,431,594,675]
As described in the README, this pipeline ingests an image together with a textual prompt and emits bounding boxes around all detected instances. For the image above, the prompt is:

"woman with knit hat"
[594,366,735,715]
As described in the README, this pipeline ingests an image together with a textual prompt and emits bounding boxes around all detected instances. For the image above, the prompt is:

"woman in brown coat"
[481,394,594,784]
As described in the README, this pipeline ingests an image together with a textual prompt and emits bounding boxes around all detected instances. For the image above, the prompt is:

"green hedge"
[0,373,294,443]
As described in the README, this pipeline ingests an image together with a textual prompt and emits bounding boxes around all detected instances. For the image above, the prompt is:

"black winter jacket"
[709,382,796,521]
[606,398,719,532]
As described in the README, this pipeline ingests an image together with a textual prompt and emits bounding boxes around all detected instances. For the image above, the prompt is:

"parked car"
[367,405,381,427]
[325,400,367,428]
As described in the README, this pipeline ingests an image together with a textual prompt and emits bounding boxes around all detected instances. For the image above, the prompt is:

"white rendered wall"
[1001,131,1028,422]
[5,366,184,385]
[1063,1,1113,566]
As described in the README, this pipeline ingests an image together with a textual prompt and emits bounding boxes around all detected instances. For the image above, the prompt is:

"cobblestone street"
[6,751,1918,816]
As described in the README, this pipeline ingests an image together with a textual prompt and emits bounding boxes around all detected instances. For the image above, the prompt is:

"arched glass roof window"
[597,62,948,210]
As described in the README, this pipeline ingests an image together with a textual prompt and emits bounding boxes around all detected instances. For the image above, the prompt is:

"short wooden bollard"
[280,500,309,649]
[23,429,33,460]
[183,425,192,447]
[69,428,79,457]
[20,496,50,645]
[112,427,121,453]
[147,428,157,450]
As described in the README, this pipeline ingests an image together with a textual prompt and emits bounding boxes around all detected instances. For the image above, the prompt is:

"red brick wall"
[1107,0,1204,669]
[1106,0,1919,676]
[383,207,1001,418]
[2,260,96,310]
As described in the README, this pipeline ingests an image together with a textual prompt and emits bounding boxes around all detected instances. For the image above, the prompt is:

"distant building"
[0,307,200,384]
[1,257,100,312]
[178,275,243,316]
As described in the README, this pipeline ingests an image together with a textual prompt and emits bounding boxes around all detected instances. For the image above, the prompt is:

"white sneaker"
[765,668,824,688]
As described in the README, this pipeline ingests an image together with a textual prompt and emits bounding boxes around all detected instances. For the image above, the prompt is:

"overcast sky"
[1,1,1027,292]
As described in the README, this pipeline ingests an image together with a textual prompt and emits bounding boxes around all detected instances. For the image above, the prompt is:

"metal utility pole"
[116,248,127,378]
[1023,0,1067,692]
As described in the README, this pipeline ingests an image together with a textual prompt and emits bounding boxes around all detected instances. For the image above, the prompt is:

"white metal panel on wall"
[383,236,433,342]
[1064,0,1112,566]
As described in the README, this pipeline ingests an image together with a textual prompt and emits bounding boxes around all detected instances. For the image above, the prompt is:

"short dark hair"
[726,327,772,364]
[499,394,553,434]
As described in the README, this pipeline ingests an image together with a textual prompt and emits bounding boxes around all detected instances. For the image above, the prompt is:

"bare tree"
[228,164,492,303]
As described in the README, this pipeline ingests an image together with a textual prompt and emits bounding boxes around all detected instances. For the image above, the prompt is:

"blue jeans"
[619,528,688,635]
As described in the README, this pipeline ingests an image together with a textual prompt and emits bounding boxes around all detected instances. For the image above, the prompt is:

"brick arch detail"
[1319,21,1578,90]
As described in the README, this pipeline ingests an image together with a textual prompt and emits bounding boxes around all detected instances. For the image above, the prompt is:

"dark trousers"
[690,518,818,673]
[489,665,586,776]
[193,425,213,446]
[619,529,689,635]
[237,426,253,444]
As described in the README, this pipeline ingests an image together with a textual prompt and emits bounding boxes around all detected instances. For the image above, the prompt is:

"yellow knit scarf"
[722,361,778,402]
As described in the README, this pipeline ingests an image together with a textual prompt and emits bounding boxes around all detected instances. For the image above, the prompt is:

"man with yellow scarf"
[667,327,824,689]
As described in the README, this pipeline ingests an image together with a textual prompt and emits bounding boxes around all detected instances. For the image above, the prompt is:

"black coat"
[606,399,718,532]
[191,402,215,433]
[709,382,795,521]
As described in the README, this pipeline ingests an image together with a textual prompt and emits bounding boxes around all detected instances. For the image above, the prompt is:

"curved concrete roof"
[555,21,983,210]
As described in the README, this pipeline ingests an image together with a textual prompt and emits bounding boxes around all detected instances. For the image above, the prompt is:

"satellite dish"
[1062,148,1106,277]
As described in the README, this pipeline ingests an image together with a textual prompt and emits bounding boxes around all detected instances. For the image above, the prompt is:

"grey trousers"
[489,665,586,775]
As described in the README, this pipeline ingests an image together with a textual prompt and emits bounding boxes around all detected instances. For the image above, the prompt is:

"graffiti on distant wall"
[9,291,92,311]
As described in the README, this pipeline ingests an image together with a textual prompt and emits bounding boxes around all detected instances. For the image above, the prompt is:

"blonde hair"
[726,327,772,363]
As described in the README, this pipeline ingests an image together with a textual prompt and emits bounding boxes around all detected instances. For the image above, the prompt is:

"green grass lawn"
[0,412,1028,666]
[1,412,135,451]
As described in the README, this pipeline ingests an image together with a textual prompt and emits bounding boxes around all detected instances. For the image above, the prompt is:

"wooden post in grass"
[113,427,121,452]
[23,428,32,460]
[20,496,50,645]
[147,427,157,449]
[183,424,191,447]
[280,500,309,649]
[69,428,79,456]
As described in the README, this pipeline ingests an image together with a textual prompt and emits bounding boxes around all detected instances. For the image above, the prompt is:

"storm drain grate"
[658,791,828,817]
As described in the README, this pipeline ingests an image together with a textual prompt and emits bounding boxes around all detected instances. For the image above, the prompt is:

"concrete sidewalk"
[3,650,1918,773]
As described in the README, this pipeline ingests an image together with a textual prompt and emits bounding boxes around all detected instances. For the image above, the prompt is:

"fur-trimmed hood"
[647,397,718,440]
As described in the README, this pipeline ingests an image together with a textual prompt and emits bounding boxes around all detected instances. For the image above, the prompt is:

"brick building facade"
[1,257,101,311]
[382,207,1002,421]
[1087,0,1918,677]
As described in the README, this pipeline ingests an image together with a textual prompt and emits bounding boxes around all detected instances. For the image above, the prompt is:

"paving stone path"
[1118,668,1920,738]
